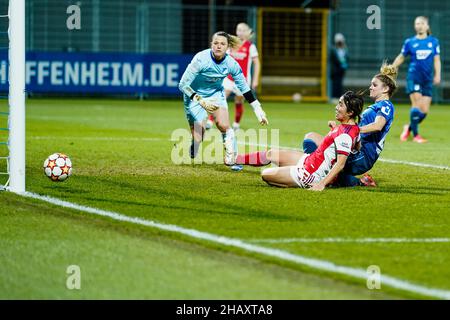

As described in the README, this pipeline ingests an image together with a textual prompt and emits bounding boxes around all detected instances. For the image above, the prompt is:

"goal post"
[257,7,329,102]
[8,0,26,193]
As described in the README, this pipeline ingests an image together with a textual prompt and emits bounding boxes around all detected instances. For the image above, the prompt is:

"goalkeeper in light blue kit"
[393,16,441,144]
[178,31,268,166]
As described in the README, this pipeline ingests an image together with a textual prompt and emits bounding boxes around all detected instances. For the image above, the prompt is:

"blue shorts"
[406,79,433,97]
[184,91,227,125]
[342,148,375,176]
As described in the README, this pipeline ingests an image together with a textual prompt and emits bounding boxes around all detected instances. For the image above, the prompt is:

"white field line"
[20,191,450,300]
[30,136,161,141]
[377,158,450,170]
[249,238,450,244]
[29,136,450,170]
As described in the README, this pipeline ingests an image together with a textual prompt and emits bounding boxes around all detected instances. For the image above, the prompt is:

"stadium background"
[0,0,449,300]
[0,0,449,102]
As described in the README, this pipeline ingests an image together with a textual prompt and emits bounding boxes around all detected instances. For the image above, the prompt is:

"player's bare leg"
[304,132,323,146]
[236,149,303,167]
[205,114,215,130]
[267,149,303,167]
[303,132,323,153]
[233,95,244,131]
[261,166,299,188]
[419,96,431,114]
[190,122,205,159]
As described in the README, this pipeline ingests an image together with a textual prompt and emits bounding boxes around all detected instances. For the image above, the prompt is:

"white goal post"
[8,0,25,193]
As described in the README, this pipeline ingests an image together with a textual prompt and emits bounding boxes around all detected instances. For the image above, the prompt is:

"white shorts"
[289,154,320,188]
[223,77,243,96]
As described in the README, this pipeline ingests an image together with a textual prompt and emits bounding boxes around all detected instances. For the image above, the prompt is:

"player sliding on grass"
[393,16,441,144]
[178,31,268,166]
[235,91,363,191]
[302,62,397,187]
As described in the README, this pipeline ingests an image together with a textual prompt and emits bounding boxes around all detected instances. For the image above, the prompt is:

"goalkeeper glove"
[250,100,269,125]
[193,94,219,114]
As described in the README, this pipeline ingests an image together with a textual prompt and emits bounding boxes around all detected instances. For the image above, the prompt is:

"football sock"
[336,173,361,187]
[235,103,244,123]
[418,111,427,124]
[222,128,234,143]
[236,151,270,166]
[190,139,200,159]
[222,128,236,151]
[410,107,425,137]
[302,138,318,154]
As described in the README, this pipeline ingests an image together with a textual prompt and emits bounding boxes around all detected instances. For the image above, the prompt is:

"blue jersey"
[359,100,395,163]
[178,49,250,98]
[401,35,440,83]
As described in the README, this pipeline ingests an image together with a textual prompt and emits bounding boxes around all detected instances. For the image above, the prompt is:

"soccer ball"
[292,92,302,103]
[43,153,72,182]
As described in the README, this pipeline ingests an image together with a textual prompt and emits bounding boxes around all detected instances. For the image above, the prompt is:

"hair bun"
[380,62,398,80]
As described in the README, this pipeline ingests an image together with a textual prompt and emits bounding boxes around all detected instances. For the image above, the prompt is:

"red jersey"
[302,124,360,181]
[227,40,258,82]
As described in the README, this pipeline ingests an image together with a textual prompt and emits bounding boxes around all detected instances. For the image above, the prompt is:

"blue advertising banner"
[0,51,193,94]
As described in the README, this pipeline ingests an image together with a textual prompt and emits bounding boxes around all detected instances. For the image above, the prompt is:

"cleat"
[360,174,377,187]
[230,164,243,172]
[400,124,410,142]
[413,135,428,144]
[205,119,214,130]
[232,121,240,131]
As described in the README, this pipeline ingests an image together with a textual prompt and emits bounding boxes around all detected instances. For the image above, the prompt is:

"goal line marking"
[19,191,450,300]
[249,238,450,244]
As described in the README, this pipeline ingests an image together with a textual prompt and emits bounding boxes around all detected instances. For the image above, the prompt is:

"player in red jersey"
[235,91,364,191]
[206,22,260,131]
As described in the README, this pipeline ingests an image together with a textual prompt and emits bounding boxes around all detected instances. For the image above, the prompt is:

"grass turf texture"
[1,98,449,299]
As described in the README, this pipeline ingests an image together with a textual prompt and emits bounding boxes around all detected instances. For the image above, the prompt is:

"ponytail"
[375,61,398,97]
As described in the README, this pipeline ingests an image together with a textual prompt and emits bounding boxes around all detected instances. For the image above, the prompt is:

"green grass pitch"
[0,98,449,299]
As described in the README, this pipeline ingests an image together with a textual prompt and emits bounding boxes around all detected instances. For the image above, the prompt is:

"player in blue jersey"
[393,16,441,144]
[302,63,398,187]
[178,31,268,166]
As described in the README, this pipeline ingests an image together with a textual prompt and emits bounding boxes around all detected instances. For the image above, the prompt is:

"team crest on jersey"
[428,42,433,48]
[416,49,432,60]
[381,106,391,116]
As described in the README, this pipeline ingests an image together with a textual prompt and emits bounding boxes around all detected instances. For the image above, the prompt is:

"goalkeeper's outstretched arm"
[242,90,268,125]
